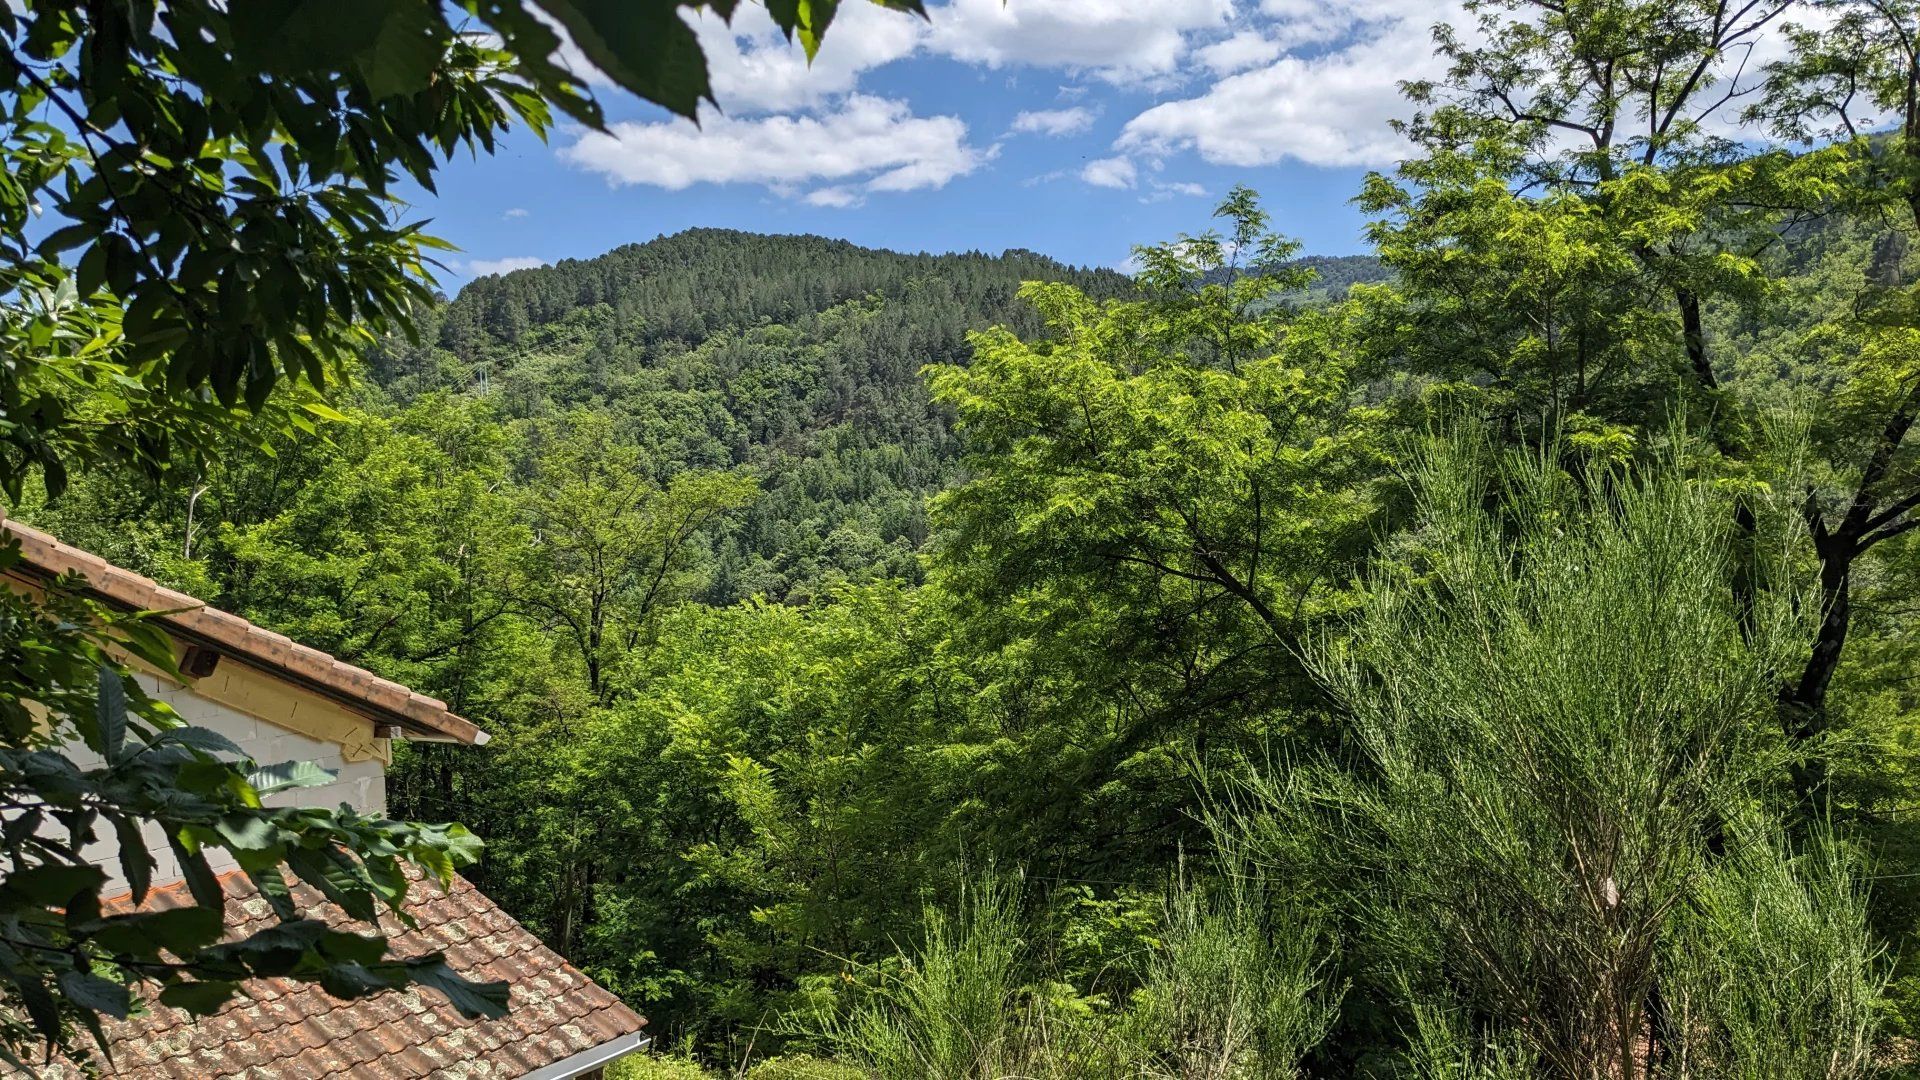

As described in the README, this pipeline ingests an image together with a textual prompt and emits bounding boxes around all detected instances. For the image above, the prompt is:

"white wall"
[75,673,387,891]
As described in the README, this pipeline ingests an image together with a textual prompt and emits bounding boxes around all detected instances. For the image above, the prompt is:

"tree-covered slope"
[434,229,1132,354]
[377,229,1134,600]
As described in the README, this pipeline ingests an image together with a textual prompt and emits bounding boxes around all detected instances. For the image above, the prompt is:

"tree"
[1371,0,1853,430]
[924,190,1384,871]
[511,412,757,701]
[0,0,921,1059]
[0,0,924,496]
[1750,0,1920,804]
[1359,0,1920,812]
[1230,436,1880,1076]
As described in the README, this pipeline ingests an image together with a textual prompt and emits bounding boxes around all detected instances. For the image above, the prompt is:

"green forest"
[18,0,1920,1076]
[20,185,1920,1077]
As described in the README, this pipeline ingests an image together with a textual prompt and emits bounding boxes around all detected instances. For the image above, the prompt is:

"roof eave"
[0,519,490,746]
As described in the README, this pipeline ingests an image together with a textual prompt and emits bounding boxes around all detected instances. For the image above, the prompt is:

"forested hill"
[1283,253,1391,297]
[373,229,1135,601]
[433,228,1132,356]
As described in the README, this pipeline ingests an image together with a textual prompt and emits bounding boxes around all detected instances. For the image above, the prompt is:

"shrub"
[822,881,1033,1080]
[744,1054,872,1080]
[1119,874,1335,1079]
[609,1053,716,1080]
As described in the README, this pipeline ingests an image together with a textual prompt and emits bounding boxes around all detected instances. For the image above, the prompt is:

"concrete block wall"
[72,673,388,891]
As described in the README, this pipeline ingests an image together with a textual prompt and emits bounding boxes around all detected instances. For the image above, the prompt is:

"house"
[1,519,649,1079]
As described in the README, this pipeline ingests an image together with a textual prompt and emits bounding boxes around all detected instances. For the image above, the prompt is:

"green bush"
[822,882,1033,1080]
[1661,828,1884,1079]
[1118,874,1334,1079]
[609,1053,717,1080]
[744,1054,871,1080]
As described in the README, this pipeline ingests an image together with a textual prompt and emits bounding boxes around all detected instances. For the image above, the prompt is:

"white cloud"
[466,256,548,276]
[1255,0,1444,48]
[543,0,1240,108]
[1136,179,1212,204]
[561,94,992,195]
[1081,156,1137,189]
[690,3,926,114]
[1119,0,1814,172]
[1117,7,1452,169]
[925,0,1233,82]
[502,208,530,220]
[1010,107,1095,137]
[539,0,1468,201]
[804,186,865,208]
[532,0,1849,211]
[1196,31,1282,75]
[534,3,922,114]
[550,0,1233,107]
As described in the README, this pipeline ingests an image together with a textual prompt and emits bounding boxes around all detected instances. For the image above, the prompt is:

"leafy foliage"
[35,0,1920,1072]
[0,0,925,1060]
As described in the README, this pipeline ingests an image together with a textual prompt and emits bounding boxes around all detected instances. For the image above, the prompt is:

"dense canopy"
[20,0,1920,1077]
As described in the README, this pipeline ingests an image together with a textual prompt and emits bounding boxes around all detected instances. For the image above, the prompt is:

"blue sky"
[422,0,1455,287]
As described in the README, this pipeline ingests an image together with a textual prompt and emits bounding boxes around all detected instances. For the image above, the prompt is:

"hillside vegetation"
[28,1,1920,1076]
[377,229,1135,600]
[29,201,1919,1076]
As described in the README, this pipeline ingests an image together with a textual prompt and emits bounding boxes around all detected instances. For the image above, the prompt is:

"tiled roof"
[0,516,485,745]
[56,870,645,1079]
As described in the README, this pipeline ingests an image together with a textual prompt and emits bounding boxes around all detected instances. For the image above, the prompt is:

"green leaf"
[150,726,246,759]
[248,759,339,795]
[246,867,297,922]
[287,846,376,921]
[167,833,227,910]
[764,0,838,56]
[299,401,354,423]
[115,620,186,677]
[355,1,444,100]
[57,971,130,1020]
[1,809,41,851]
[37,224,96,256]
[11,974,60,1041]
[113,815,153,906]
[5,863,106,906]
[158,979,240,1016]
[406,960,510,1020]
[214,813,283,853]
[797,0,840,59]
[448,822,485,864]
[88,906,225,956]
[95,666,128,763]
[531,0,711,120]
[410,839,454,885]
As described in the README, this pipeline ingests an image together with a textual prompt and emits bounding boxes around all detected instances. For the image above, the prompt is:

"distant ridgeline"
[370,229,1379,601]
[1271,253,1392,299]
[1198,253,1392,302]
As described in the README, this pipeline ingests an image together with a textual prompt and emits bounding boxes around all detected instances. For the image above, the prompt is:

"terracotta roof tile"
[32,871,645,1078]
[0,517,486,745]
